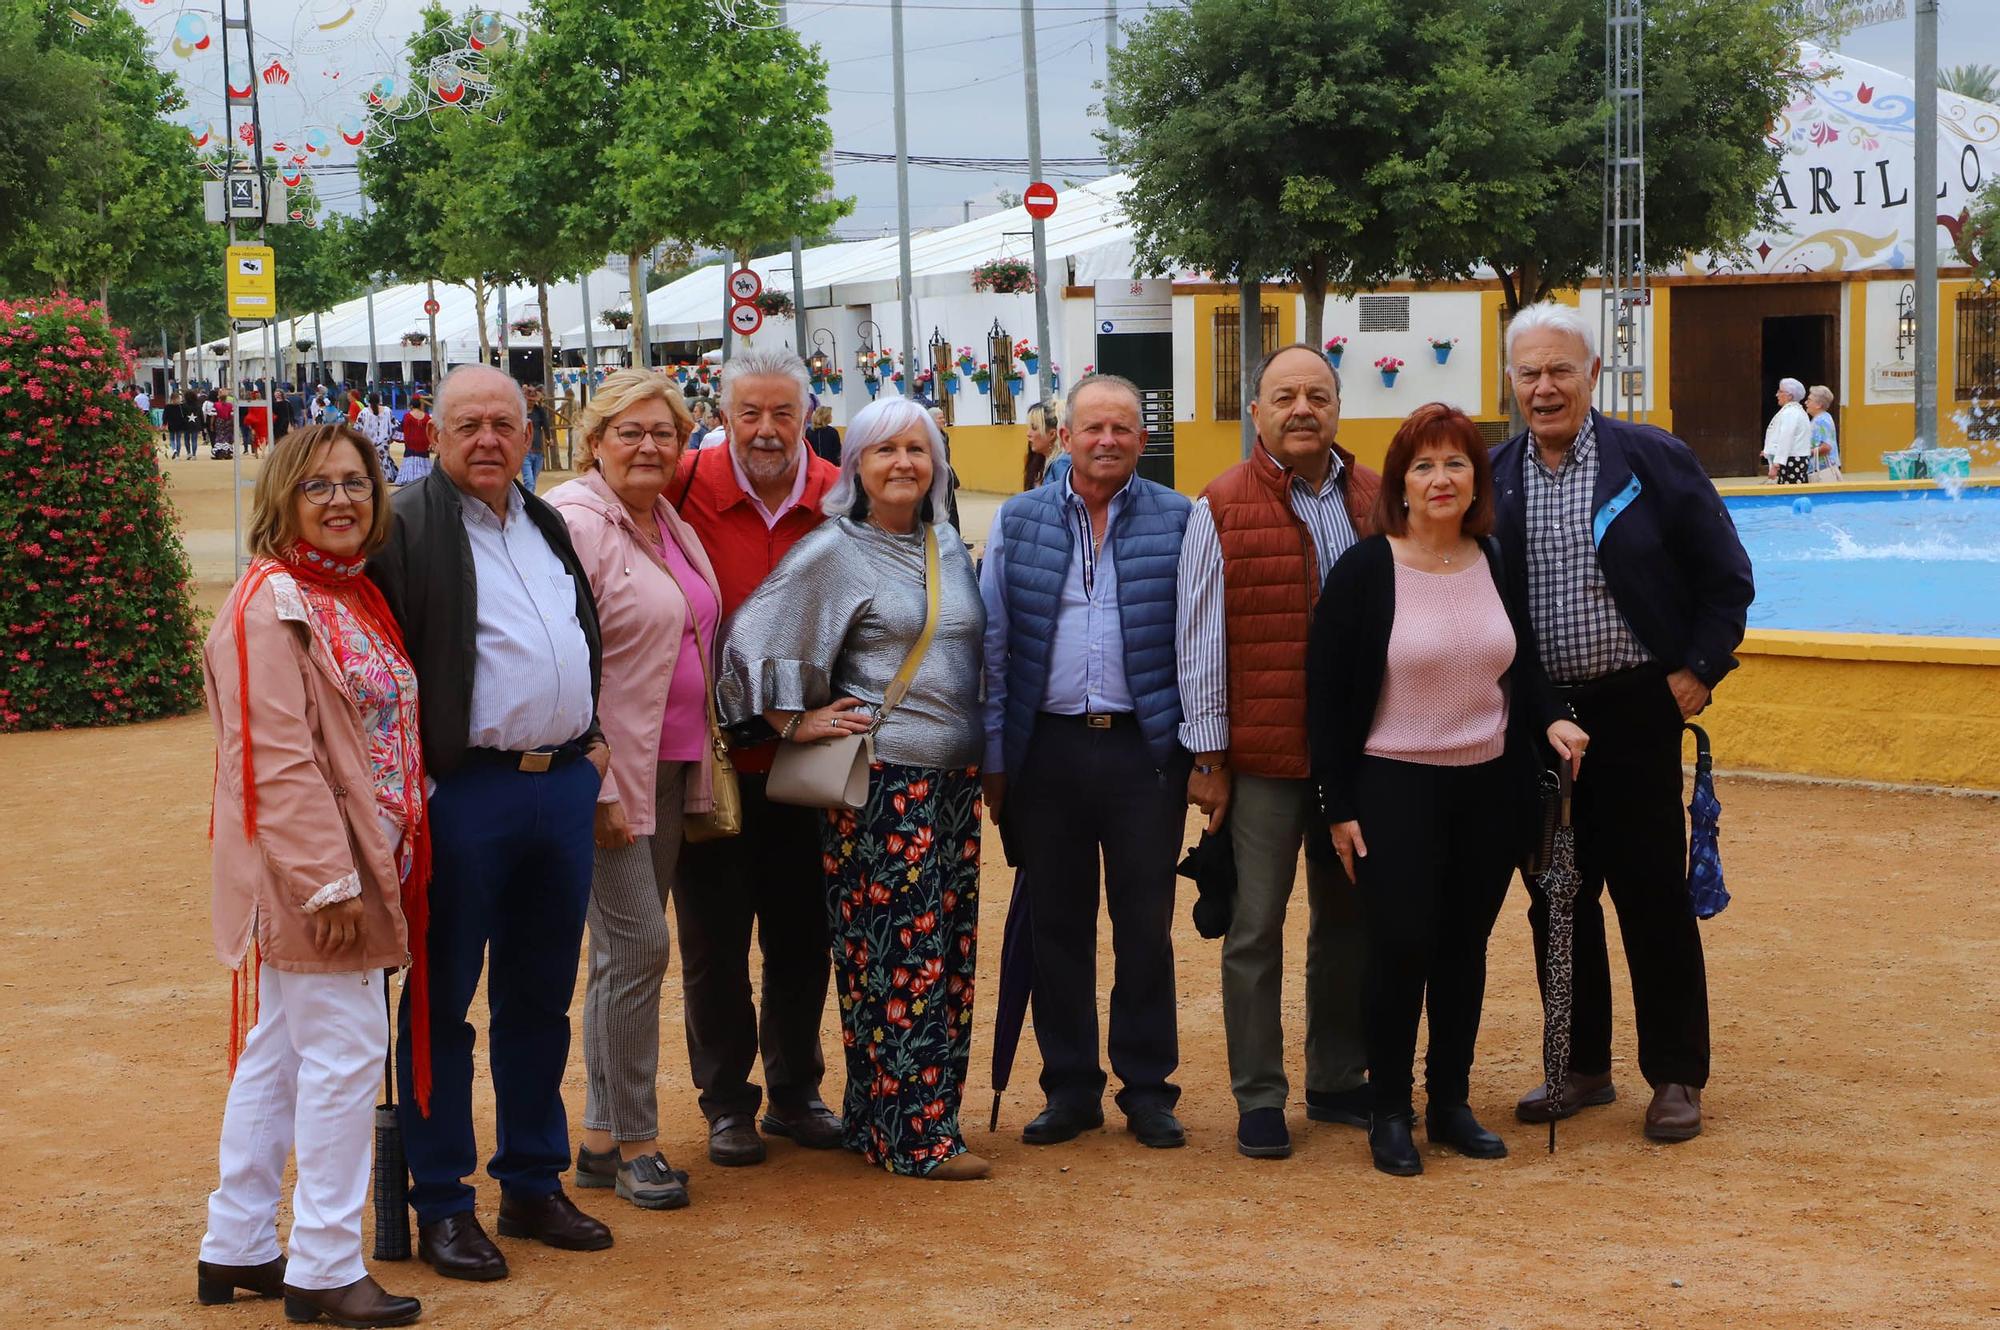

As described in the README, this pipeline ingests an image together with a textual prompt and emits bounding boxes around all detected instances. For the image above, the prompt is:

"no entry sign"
[1024,181,1058,220]
[423,298,440,315]
[729,302,763,336]
[728,268,763,303]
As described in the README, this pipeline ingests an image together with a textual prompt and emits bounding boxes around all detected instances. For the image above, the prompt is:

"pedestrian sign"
[226,244,277,319]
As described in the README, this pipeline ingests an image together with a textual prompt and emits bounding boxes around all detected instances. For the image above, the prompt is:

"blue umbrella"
[987,869,1035,1131]
[1684,724,1730,920]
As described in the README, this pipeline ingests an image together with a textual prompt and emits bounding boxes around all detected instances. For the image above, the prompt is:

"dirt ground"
[1,451,1996,1328]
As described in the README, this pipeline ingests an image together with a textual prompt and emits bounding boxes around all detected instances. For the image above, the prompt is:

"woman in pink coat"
[197,424,426,1327]
[546,370,722,1212]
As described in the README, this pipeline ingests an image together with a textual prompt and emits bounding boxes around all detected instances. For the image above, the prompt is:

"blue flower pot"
[1380,370,1398,388]
[1326,348,1344,368]
[959,358,975,376]
[829,379,843,395]
[1021,355,1039,376]
[1432,345,1451,365]
[866,380,879,398]
[976,380,990,395]
[1008,377,1025,396]
[945,377,958,395]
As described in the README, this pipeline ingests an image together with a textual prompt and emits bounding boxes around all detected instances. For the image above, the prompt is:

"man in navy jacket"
[1489,302,1753,1143]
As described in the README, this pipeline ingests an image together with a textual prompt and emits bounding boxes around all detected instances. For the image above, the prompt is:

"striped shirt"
[1521,416,1651,684]
[1176,450,1359,754]
[461,485,596,751]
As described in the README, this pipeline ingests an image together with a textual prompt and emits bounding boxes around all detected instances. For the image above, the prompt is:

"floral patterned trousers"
[822,764,981,1176]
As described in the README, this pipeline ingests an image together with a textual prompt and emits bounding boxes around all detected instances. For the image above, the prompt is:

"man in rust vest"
[1175,342,1380,1160]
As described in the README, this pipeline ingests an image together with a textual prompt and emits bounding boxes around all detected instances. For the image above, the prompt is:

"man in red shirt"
[667,348,843,1167]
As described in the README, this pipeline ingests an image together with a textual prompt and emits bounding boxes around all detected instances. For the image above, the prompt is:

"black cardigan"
[1306,534,1560,834]
[366,467,604,777]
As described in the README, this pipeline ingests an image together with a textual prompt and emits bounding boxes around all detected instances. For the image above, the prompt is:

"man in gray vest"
[979,373,1193,1151]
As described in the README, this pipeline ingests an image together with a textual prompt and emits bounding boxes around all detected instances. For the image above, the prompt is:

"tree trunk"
[1298,254,1328,354]
[627,251,648,367]
[469,277,493,363]
[537,279,557,466]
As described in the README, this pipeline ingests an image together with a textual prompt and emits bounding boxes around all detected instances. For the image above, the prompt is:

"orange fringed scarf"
[219,542,434,1115]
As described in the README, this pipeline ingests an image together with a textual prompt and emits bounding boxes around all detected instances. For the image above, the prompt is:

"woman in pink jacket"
[546,370,722,1212]
[197,424,426,1328]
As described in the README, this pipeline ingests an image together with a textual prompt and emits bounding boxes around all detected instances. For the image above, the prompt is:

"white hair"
[823,397,956,525]
[1779,377,1806,401]
[719,347,811,417]
[1506,301,1599,362]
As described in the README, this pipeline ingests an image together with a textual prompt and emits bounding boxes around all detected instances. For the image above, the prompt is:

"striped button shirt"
[461,486,596,751]
[1521,416,1651,684]
[1176,449,1359,753]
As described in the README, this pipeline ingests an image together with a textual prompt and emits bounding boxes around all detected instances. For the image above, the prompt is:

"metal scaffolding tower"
[1599,0,1647,420]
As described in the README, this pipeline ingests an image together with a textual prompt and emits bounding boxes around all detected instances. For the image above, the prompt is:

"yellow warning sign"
[226,244,277,320]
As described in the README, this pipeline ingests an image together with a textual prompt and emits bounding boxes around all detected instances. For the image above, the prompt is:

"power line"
[833,149,1108,173]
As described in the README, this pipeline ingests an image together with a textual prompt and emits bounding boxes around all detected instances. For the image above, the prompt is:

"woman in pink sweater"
[1306,404,1588,1178]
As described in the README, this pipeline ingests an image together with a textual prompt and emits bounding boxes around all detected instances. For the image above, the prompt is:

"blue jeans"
[522,446,544,494]
[396,756,598,1224]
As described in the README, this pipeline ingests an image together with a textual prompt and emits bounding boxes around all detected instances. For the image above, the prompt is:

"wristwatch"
[1193,760,1227,776]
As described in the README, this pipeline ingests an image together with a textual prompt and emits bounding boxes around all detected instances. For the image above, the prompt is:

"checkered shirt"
[1521,416,1652,684]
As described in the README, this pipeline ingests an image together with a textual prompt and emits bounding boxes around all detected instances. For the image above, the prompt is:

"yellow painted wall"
[948,423,1031,495]
[1702,630,2000,790]
[1838,277,1980,457]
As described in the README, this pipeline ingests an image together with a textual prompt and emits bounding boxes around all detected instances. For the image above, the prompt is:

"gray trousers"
[581,762,689,1142]
[1221,772,1367,1112]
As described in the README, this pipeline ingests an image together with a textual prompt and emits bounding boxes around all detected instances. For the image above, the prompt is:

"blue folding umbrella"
[1684,723,1730,920]
[987,870,1035,1131]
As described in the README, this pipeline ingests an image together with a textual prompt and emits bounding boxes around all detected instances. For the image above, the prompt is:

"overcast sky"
[139,0,2000,236]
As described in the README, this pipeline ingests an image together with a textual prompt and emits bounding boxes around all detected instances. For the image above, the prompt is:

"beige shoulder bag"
[767,523,940,811]
[653,544,740,843]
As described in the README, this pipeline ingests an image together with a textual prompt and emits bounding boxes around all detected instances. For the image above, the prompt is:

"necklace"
[1410,535,1464,567]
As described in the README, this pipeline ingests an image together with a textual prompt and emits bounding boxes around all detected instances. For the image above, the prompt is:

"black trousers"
[1526,665,1711,1089]
[671,772,831,1120]
[1352,755,1515,1116]
[1012,714,1188,1115]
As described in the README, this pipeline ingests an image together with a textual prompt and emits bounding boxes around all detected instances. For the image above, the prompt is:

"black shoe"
[495,1188,613,1251]
[197,1256,287,1304]
[1427,1102,1508,1159]
[708,1113,768,1166]
[417,1213,507,1282]
[1305,1084,1372,1127]
[1126,1107,1186,1149]
[1368,1112,1423,1177]
[280,1275,421,1327]
[574,1142,618,1189]
[1020,1103,1105,1146]
[761,1099,844,1150]
[1235,1107,1291,1159]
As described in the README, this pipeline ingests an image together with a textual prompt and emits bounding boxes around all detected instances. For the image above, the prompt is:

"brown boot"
[926,1151,991,1181]
[280,1274,421,1327]
[1515,1071,1616,1123]
[196,1256,287,1304]
[1644,1083,1703,1142]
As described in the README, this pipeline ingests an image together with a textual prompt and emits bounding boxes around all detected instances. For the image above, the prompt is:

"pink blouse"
[655,525,720,762]
[1364,554,1515,766]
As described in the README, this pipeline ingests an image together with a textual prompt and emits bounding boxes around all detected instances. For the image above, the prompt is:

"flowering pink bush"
[0,295,203,731]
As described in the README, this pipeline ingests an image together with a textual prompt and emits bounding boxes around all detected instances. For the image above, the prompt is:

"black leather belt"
[1040,710,1135,731]
[463,737,590,773]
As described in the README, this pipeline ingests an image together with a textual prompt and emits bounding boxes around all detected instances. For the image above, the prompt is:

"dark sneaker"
[1236,1106,1292,1159]
[616,1152,691,1210]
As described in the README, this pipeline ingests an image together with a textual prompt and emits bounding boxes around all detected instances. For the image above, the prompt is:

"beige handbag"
[655,545,740,843]
[767,524,940,811]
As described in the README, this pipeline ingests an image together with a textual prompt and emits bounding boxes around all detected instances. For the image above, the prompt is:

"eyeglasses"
[298,477,376,505]
[609,425,680,446]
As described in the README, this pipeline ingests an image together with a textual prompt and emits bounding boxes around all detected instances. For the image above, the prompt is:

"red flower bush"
[0,296,202,731]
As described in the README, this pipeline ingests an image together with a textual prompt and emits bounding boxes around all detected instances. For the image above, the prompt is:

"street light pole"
[1914,0,1939,448]
[1021,0,1054,405]
[892,0,916,385]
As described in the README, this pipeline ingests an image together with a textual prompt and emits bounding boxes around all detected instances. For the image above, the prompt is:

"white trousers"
[200,966,386,1290]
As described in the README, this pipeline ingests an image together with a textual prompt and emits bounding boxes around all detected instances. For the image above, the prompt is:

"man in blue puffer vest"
[979,373,1194,1151]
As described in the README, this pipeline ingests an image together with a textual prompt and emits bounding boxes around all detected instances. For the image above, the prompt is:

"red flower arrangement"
[0,295,203,732]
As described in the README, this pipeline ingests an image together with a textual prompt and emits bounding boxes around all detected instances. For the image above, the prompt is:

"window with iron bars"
[1213,305,1279,421]
[1958,286,2000,441]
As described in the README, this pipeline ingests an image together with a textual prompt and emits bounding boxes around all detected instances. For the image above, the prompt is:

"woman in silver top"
[717,397,989,1181]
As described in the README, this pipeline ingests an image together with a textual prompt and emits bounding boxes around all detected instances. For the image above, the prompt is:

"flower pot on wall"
[976,380,991,395]
[1327,347,1344,368]
[1021,354,1039,376]
[1432,346,1451,365]
[1380,370,1399,388]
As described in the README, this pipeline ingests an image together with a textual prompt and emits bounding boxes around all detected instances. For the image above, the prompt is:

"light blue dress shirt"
[978,475,1138,773]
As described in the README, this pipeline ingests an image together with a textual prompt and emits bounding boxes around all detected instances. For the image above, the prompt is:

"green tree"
[1941,63,2000,104]
[1965,179,2000,282]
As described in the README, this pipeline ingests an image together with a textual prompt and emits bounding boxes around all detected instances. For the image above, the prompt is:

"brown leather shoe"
[417,1213,507,1282]
[281,1274,421,1327]
[1644,1083,1703,1142]
[496,1188,613,1251]
[1515,1071,1617,1123]
[708,1112,768,1166]
[197,1256,286,1304]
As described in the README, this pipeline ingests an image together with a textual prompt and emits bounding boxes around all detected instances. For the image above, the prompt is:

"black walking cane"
[1538,762,1581,1155]
[372,970,412,1260]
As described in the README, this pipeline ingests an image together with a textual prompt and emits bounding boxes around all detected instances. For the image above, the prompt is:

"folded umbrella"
[987,870,1035,1132]
[372,971,411,1260]
[1177,822,1236,941]
[1536,763,1580,1155]
[1684,723,1730,920]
